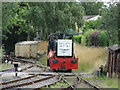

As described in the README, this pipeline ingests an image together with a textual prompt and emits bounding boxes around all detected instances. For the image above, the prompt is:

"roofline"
[108,44,120,52]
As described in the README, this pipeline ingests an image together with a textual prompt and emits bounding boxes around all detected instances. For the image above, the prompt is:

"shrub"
[84,29,95,46]
[74,35,83,44]
[75,29,109,47]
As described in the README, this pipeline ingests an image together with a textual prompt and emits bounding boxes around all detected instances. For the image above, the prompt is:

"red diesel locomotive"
[47,33,78,72]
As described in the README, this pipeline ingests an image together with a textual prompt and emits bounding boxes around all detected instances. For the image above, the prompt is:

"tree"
[27,2,85,39]
[83,18,101,30]
[99,2,119,45]
[2,2,35,53]
[81,2,103,15]
[2,2,85,54]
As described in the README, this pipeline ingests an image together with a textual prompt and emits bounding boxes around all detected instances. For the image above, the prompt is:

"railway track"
[1,55,44,73]
[65,73,81,89]
[1,60,60,89]
[0,64,34,73]
[79,76,101,90]
[1,74,59,89]
[24,58,101,89]
[56,72,101,90]
[2,55,102,89]
[0,68,14,72]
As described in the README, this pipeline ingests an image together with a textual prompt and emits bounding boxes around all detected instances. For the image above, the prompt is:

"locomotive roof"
[16,41,41,45]
[48,33,73,40]
[49,33,73,37]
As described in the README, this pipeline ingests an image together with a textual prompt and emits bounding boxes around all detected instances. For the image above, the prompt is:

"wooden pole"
[107,51,110,73]
[112,53,115,77]
[109,51,113,77]
[114,53,117,76]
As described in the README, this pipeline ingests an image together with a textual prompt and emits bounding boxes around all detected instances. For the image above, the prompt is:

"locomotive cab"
[47,33,78,72]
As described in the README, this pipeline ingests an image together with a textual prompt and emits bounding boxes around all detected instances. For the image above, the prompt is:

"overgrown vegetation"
[73,29,109,47]
[73,43,108,72]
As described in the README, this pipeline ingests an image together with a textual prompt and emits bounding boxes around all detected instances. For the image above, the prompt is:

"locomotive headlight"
[71,60,77,64]
[52,60,58,63]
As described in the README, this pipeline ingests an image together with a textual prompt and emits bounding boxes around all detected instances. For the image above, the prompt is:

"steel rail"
[1,75,55,89]
[80,77,101,90]
[0,74,39,85]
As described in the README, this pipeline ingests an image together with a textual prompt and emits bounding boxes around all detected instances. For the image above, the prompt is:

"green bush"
[74,35,83,44]
[75,29,109,47]
[99,31,109,46]
[84,29,94,46]
[83,29,109,47]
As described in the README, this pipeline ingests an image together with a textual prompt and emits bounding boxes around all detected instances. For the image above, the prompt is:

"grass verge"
[0,63,13,71]
[83,75,119,89]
